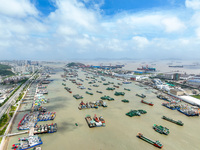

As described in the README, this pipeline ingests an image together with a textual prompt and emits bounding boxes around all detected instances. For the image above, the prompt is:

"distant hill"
[66,62,85,67]
[0,64,14,76]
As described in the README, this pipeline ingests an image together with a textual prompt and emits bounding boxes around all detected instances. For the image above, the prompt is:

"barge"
[162,116,184,126]
[136,94,146,98]
[136,133,163,148]
[141,100,154,106]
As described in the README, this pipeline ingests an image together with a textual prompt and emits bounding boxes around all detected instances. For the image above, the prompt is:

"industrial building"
[152,79,170,91]
[170,89,185,96]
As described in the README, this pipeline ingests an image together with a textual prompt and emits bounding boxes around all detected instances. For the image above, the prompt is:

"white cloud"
[132,36,149,49]
[185,0,200,10]
[0,0,200,60]
[0,0,38,17]
[195,27,200,38]
[161,17,186,33]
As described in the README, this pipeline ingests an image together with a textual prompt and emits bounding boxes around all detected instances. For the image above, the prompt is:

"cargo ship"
[141,100,154,106]
[136,133,163,148]
[153,124,169,135]
[162,116,184,126]
[168,65,183,68]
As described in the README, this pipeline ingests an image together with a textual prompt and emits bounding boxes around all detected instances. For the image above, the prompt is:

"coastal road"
[0,75,34,119]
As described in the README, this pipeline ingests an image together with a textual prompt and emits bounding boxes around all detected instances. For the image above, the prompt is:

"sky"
[0,0,200,60]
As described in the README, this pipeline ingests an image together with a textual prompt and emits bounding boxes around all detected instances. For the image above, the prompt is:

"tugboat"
[153,124,169,135]
[141,100,154,106]
[136,133,163,148]
[162,116,184,126]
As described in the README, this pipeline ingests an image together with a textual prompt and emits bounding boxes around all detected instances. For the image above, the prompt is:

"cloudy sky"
[0,0,200,60]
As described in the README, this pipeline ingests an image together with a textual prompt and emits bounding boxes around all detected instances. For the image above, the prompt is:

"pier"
[0,131,28,137]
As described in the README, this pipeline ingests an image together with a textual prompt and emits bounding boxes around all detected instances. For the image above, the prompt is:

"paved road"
[0,76,34,119]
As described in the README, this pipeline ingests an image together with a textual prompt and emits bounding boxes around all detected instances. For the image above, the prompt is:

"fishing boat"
[101,95,114,101]
[96,91,103,94]
[86,91,93,95]
[34,123,57,134]
[136,133,163,148]
[113,85,119,88]
[124,88,131,91]
[114,92,125,96]
[85,115,96,128]
[106,87,115,90]
[12,135,43,150]
[122,81,131,84]
[121,99,129,103]
[153,124,170,135]
[73,94,83,99]
[93,114,100,122]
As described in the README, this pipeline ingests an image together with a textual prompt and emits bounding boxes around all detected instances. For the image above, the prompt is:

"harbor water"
[7,65,200,150]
